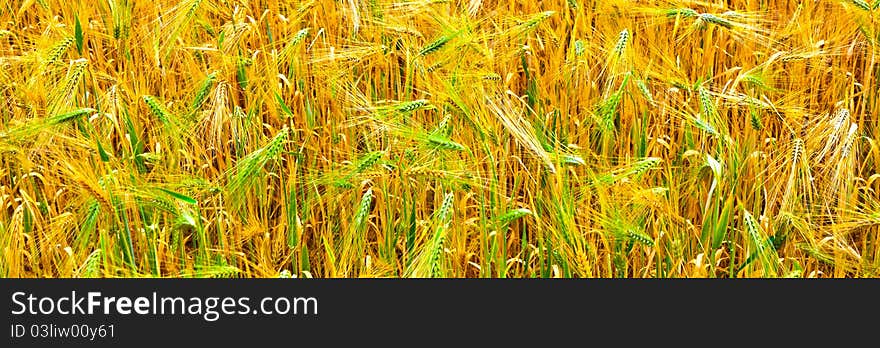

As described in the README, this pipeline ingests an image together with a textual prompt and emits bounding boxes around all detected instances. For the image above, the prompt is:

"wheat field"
[1,0,880,278]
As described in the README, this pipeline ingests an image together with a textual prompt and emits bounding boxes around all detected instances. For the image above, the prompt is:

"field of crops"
[2,0,880,278]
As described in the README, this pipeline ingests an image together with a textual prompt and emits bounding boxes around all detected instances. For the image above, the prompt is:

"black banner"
[3,279,878,346]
